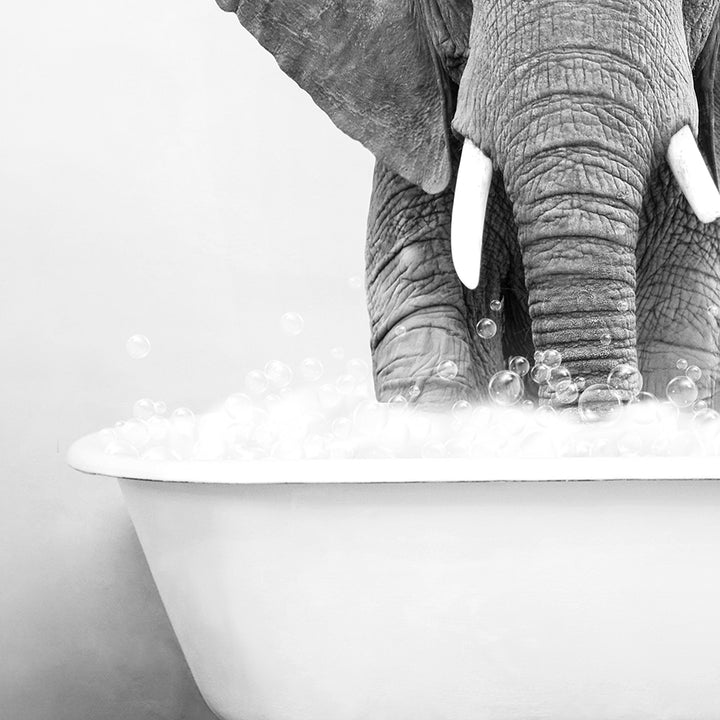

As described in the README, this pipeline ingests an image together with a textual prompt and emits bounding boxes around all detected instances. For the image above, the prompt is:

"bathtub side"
[120,477,720,720]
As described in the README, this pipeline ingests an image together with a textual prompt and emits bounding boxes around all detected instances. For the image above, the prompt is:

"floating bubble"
[300,357,324,382]
[676,358,688,371]
[600,333,612,347]
[530,363,551,384]
[245,369,269,396]
[555,380,579,405]
[330,347,345,360]
[508,356,530,377]
[475,318,497,339]
[666,375,698,408]
[408,383,422,401]
[265,360,293,389]
[686,365,702,382]
[543,349,562,368]
[336,374,356,395]
[394,325,407,337]
[346,358,370,381]
[452,400,473,420]
[280,312,304,336]
[490,299,503,312]
[578,384,621,423]
[133,398,156,421]
[575,376,586,391]
[534,351,543,363]
[488,370,524,406]
[348,275,363,290]
[607,363,643,398]
[694,400,709,413]
[616,299,629,313]
[153,400,167,416]
[548,365,572,389]
[436,360,459,381]
[126,334,151,359]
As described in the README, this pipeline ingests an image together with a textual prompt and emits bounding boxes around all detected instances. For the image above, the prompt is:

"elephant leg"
[365,159,531,406]
[637,163,720,408]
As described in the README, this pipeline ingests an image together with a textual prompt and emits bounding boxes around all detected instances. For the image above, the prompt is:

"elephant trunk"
[503,116,645,391]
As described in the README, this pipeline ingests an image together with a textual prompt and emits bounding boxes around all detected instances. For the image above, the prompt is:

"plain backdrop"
[1,1,374,717]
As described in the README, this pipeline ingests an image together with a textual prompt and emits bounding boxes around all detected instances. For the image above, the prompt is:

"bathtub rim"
[67,431,720,484]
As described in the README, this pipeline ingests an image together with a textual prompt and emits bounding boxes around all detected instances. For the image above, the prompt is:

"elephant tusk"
[451,138,493,290]
[667,125,720,224]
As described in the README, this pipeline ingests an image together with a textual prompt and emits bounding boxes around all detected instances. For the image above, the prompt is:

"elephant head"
[214,0,720,406]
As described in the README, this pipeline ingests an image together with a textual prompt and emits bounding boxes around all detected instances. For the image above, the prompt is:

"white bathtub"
[68,432,720,720]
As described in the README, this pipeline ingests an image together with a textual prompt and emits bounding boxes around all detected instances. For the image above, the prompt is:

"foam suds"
[98,350,720,461]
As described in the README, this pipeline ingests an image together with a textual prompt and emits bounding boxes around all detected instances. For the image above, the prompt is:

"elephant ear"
[694,8,720,183]
[215,0,461,194]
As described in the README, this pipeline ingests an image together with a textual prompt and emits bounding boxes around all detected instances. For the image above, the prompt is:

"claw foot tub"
[68,432,720,720]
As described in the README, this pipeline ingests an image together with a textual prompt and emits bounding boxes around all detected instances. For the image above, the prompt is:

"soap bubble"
[616,299,629,312]
[666,375,698,408]
[436,360,459,381]
[336,374,356,395]
[330,347,345,360]
[245,369,269,396]
[548,365,571,389]
[408,383,422,401]
[490,299,503,312]
[578,384,621,423]
[452,400,473,420]
[509,356,530,377]
[530,363,551,384]
[116,419,150,448]
[575,376,587,391]
[475,318,497,339]
[170,407,195,435]
[280,312,304,336]
[265,360,293,389]
[488,370,523,406]
[607,363,643,398]
[126,334,151,359]
[555,380,579,405]
[394,325,407,337]
[686,365,702,381]
[534,351,543,363]
[600,333,612,347]
[318,383,342,410]
[543,349,562,368]
[300,357,324,382]
[694,400,709,413]
[676,358,688,371]
[153,400,167,416]
[133,398,156,421]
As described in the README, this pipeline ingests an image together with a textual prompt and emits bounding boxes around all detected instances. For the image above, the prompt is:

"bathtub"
[68,431,720,720]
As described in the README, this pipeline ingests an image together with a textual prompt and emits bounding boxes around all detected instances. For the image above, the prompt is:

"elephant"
[212,0,720,410]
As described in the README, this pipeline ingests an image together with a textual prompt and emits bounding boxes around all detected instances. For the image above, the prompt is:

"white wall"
[0,1,374,717]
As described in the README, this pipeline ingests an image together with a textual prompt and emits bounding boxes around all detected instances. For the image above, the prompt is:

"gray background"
[1,0,373,717]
